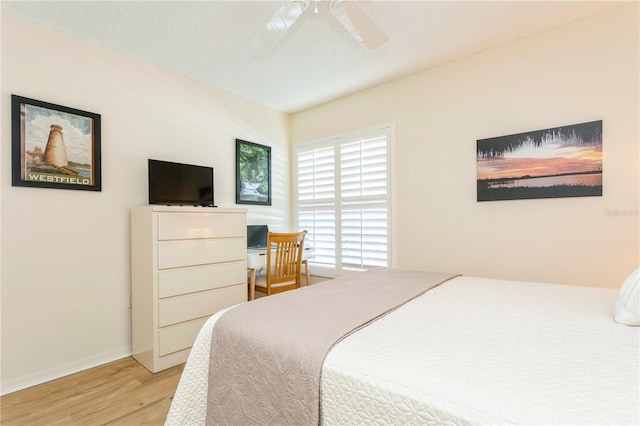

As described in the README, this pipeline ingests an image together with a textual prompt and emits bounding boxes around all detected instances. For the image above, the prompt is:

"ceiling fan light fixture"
[251,0,388,53]
[330,0,389,50]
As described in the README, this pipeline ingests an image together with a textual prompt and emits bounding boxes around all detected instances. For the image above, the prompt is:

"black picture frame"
[11,95,102,191]
[236,139,271,206]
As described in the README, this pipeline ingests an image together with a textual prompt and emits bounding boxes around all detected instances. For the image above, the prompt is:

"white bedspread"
[166,306,234,426]
[322,276,639,425]
[166,276,639,425]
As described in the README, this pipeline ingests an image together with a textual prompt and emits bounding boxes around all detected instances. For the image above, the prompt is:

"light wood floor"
[1,357,183,426]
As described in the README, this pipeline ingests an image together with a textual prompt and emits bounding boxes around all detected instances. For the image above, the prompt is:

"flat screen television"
[148,159,215,206]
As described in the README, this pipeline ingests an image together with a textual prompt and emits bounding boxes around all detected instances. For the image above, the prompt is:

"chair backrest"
[265,230,307,294]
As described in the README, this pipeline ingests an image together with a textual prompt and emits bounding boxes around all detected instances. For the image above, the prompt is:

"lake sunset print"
[477,121,602,201]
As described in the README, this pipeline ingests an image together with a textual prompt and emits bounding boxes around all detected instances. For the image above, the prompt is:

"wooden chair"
[255,230,307,296]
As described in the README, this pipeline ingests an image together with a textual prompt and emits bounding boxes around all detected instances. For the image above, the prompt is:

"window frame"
[293,123,396,278]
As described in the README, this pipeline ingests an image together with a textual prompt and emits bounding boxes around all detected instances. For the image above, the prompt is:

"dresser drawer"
[158,316,208,356]
[158,261,247,298]
[158,284,246,327]
[157,212,245,241]
[157,237,246,269]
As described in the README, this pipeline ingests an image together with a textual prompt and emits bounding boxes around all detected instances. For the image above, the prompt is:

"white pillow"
[613,266,639,326]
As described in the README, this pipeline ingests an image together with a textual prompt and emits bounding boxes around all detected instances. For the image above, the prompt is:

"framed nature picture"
[476,120,602,202]
[236,139,271,205]
[11,95,101,191]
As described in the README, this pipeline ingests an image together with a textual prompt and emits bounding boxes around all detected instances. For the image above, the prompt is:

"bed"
[166,267,639,425]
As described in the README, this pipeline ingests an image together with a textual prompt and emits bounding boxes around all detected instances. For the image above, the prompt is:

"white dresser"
[131,205,247,373]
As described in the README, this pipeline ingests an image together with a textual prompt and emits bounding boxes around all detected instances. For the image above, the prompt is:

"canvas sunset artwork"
[476,121,602,201]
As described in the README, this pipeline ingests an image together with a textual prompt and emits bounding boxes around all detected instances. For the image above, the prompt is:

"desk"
[247,246,315,301]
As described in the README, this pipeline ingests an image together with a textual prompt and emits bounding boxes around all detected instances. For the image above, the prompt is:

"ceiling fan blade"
[250,0,310,52]
[330,0,388,50]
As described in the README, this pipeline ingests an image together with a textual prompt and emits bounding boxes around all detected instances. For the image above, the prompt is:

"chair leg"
[248,268,256,301]
[303,260,311,286]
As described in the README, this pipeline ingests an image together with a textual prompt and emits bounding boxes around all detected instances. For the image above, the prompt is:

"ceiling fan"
[251,0,389,52]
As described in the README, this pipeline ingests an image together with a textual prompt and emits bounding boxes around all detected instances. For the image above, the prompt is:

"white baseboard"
[0,347,132,396]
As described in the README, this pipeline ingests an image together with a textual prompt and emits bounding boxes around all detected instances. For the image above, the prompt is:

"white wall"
[291,4,639,288]
[0,12,290,394]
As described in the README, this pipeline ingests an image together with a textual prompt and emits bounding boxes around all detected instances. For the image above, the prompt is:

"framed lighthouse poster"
[11,95,101,191]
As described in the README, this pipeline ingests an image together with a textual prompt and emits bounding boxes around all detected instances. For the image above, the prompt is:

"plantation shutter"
[296,126,391,276]
[297,145,337,267]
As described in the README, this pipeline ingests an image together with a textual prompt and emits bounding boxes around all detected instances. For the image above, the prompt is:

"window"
[295,126,392,276]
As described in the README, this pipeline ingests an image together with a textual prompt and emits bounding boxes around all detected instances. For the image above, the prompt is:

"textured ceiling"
[1,1,627,113]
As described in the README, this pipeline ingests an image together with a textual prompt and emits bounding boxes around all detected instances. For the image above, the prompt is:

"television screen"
[148,159,215,206]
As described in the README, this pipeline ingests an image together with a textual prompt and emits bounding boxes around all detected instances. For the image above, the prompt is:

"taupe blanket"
[206,267,458,426]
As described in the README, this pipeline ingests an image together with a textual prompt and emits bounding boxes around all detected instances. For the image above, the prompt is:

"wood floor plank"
[0,357,184,426]
[72,369,182,424]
